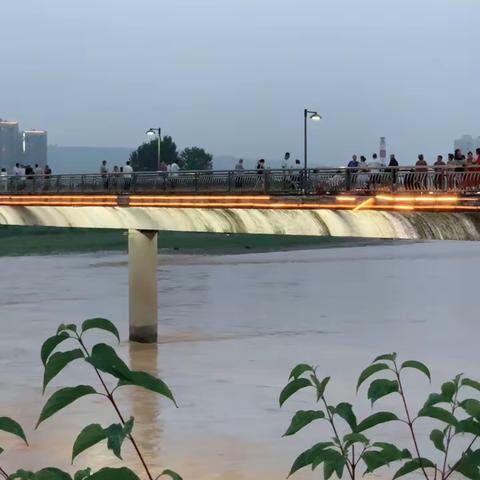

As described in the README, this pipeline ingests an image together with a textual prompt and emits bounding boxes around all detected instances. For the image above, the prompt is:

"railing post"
[345,169,351,191]
[264,170,270,194]
[194,172,198,193]
[228,171,232,192]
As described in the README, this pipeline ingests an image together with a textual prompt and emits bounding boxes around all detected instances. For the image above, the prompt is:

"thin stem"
[321,396,354,478]
[441,390,459,479]
[352,445,356,480]
[394,361,430,480]
[76,335,154,480]
[444,436,478,480]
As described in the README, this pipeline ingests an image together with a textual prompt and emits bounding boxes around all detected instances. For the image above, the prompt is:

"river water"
[1,241,479,479]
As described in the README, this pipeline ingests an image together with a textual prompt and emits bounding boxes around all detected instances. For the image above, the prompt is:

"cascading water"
[1,205,480,241]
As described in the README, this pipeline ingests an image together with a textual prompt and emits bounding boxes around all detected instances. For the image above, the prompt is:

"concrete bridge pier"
[128,229,158,343]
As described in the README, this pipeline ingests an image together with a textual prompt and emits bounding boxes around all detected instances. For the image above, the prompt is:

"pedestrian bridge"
[2,168,480,343]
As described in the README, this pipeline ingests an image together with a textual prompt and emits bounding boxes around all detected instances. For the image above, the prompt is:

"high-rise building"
[454,135,480,154]
[23,130,48,167]
[0,119,21,172]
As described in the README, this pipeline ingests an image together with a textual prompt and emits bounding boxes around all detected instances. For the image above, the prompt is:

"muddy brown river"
[0,241,478,479]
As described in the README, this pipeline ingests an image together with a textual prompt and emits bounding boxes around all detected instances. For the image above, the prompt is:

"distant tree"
[179,147,213,171]
[129,136,179,171]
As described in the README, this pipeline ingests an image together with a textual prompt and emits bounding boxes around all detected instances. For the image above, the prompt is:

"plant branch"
[394,361,430,480]
[76,335,154,480]
[0,466,9,480]
[444,436,478,480]
[321,396,354,478]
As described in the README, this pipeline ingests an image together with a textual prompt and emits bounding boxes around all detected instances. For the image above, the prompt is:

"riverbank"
[0,226,400,256]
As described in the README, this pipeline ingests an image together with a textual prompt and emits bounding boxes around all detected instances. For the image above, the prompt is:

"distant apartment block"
[23,130,47,167]
[0,119,21,171]
[455,135,480,154]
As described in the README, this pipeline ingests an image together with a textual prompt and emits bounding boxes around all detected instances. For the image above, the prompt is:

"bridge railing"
[1,168,480,195]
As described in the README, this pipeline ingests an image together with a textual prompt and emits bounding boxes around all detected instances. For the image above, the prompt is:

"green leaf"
[343,433,369,448]
[35,468,72,480]
[36,385,97,428]
[57,324,77,335]
[0,447,3,455]
[363,444,411,474]
[0,417,28,444]
[462,378,480,393]
[288,442,334,476]
[88,468,140,480]
[367,379,399,405]
[159,470,183,480]
[462,399,480,420]
[43,349,84,392]
[81,318,120,343]
[318,451,345,480]
[289,364,314,380]
[357,363,390,391]
[74,469,92,480]
[418,406,458,426]
[9,470,35,479]
[118,371,177,406]
[401,360,431,381]
[393,458,435,479]
[374,353,397,362]
[454,449,480,480]
[283,410,324,436]
[356,412,398,432]
[86,343,130,381]
[105,417,133,460]
[279,378,311,407]
[441,381,456,401]
[335,402,357,431]
[311,375,330,401]
[311,449,343,470]
[424,393,450,407]
[41,332,70,366]
[430,429,445,452]
[72,424,107,462]
[457,419,480,436]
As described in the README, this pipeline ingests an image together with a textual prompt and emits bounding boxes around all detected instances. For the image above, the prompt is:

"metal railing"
[1,168,480,196]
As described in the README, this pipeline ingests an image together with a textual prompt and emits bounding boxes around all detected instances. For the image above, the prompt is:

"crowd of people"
[347,148,480,172]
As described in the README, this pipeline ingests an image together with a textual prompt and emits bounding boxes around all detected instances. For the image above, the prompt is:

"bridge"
[2,167,480,343]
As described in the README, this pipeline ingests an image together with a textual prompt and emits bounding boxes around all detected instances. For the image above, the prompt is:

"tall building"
[0,119,21,172]
[23,130,47,167]
[454,135,480,154]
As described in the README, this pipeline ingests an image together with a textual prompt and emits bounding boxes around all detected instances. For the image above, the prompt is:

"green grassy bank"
[0,226,396,257]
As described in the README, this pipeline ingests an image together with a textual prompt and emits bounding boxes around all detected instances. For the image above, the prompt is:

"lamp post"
[303,109,322,173]
[146,128,161,171]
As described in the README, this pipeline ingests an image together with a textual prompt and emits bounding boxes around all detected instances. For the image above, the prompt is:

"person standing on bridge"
[0,168,7,192]
[123,161,133,191]
[100,160,109,189]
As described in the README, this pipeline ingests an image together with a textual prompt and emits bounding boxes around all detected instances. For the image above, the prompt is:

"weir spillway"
[1,205,480,241]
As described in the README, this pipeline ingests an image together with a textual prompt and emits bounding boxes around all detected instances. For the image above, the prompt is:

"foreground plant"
[0,318,182,480]
[281,353,480,480]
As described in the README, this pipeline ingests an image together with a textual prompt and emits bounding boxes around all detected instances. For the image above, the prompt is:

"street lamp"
[304,109,322,173]
[146,128,161,171]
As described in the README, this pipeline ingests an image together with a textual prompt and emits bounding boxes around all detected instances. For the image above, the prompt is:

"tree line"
[129,136,213,171]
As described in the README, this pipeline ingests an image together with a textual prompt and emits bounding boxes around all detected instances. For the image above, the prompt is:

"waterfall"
[1,205,480,241]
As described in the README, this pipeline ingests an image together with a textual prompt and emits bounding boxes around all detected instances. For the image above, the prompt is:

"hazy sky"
[1,0,479,166]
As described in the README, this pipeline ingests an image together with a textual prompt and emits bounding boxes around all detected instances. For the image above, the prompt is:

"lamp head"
[310,112,322,121]
[146,128,156,136]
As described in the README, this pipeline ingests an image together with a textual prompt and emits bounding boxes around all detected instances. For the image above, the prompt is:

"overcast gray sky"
[1,0,479,166]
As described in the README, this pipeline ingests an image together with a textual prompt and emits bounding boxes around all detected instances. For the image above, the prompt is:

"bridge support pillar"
[128,229,158,343]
